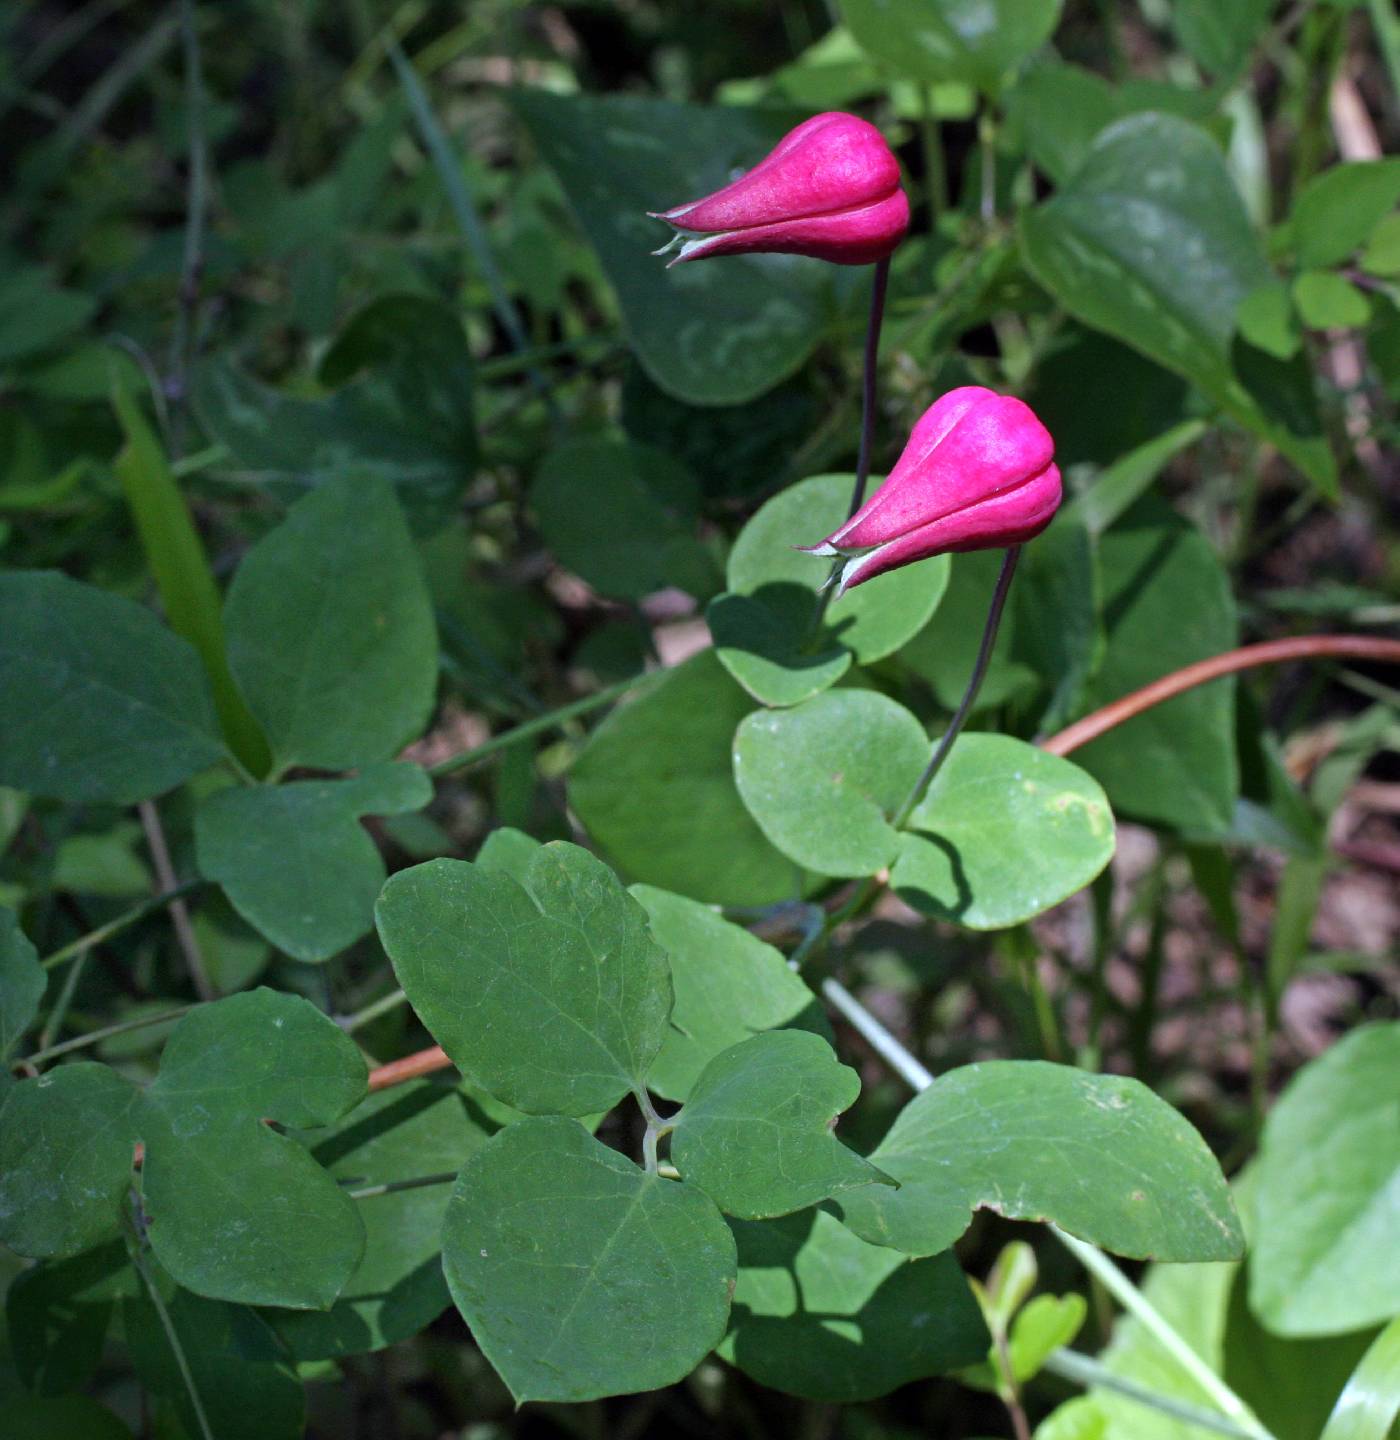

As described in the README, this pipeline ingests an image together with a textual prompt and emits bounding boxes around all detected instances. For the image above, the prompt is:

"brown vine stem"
[367,1045,450,1091]
[1041,635,1400,757]
[363,631,1400,1095]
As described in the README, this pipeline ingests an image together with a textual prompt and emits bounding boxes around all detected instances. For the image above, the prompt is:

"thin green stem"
[893,545,1021,829]
[340,987,408,1034]
[20,1006,192,1069]
[429,671,651,779]
[1051,1229,1273,1440]
[348,1170,457,1200]
[38,948,89,1051]
[41,880,207,971]
[129,1230,214,1440]
[811,256,892,635]
[1043,1350,1264,1440]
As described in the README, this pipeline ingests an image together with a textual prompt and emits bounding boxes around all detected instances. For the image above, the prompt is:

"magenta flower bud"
[648,112,909,268]
[803,387,1063,594]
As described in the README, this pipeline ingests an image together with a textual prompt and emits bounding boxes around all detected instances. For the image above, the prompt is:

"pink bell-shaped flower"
[804,387,1062,594]
[648,112,909,267]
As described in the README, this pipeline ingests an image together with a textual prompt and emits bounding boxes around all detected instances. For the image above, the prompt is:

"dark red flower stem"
[846,254,892,519]
[892,544,1022,828]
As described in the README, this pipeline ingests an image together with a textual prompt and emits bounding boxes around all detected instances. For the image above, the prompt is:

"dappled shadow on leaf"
[722,1210,988,1402]
[891,832,973,924]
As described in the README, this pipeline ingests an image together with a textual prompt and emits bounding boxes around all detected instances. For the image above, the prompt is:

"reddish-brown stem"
[1042,636,1400,757]
[364,633,1400,1095]
[368,1045,450,1091]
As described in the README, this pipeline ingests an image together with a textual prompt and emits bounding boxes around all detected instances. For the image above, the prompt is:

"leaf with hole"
[441,1116,737,1402]
[832,1061,1242,1263]
[376,841,672,1116]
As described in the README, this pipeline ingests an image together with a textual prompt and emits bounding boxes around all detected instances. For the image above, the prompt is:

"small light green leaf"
[719,1209,988,1401]
[269,1079,493,1359]
[712,473,948,707]
[833,1061,1242,1262]
[1293,271,1372,330]
[223,475,437,772]
[631,885,829,1102]
[1292,160,1400,269]
[891,735,1115,930]
[124,1277,305,1440]
[671,1032,890,1219]
[442,1116,737,1402]
[532,437,718,602]
[0,571,225,804]
[840,0,1063,93]
[510,91,836,406]
[1318,1316,1400,1440]
[1070,501,1239,835]
[1,906,44,1060]
[1238,281,1303,360]
[1021,113,1336,493]
[0,990,368,1310]
[569,650,804,905]
[196,763,432,963]
[1250,1023,1400,1337]
[733,690,927,877]
[1007,1292,1088,1383]
[376,841,673,1116]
